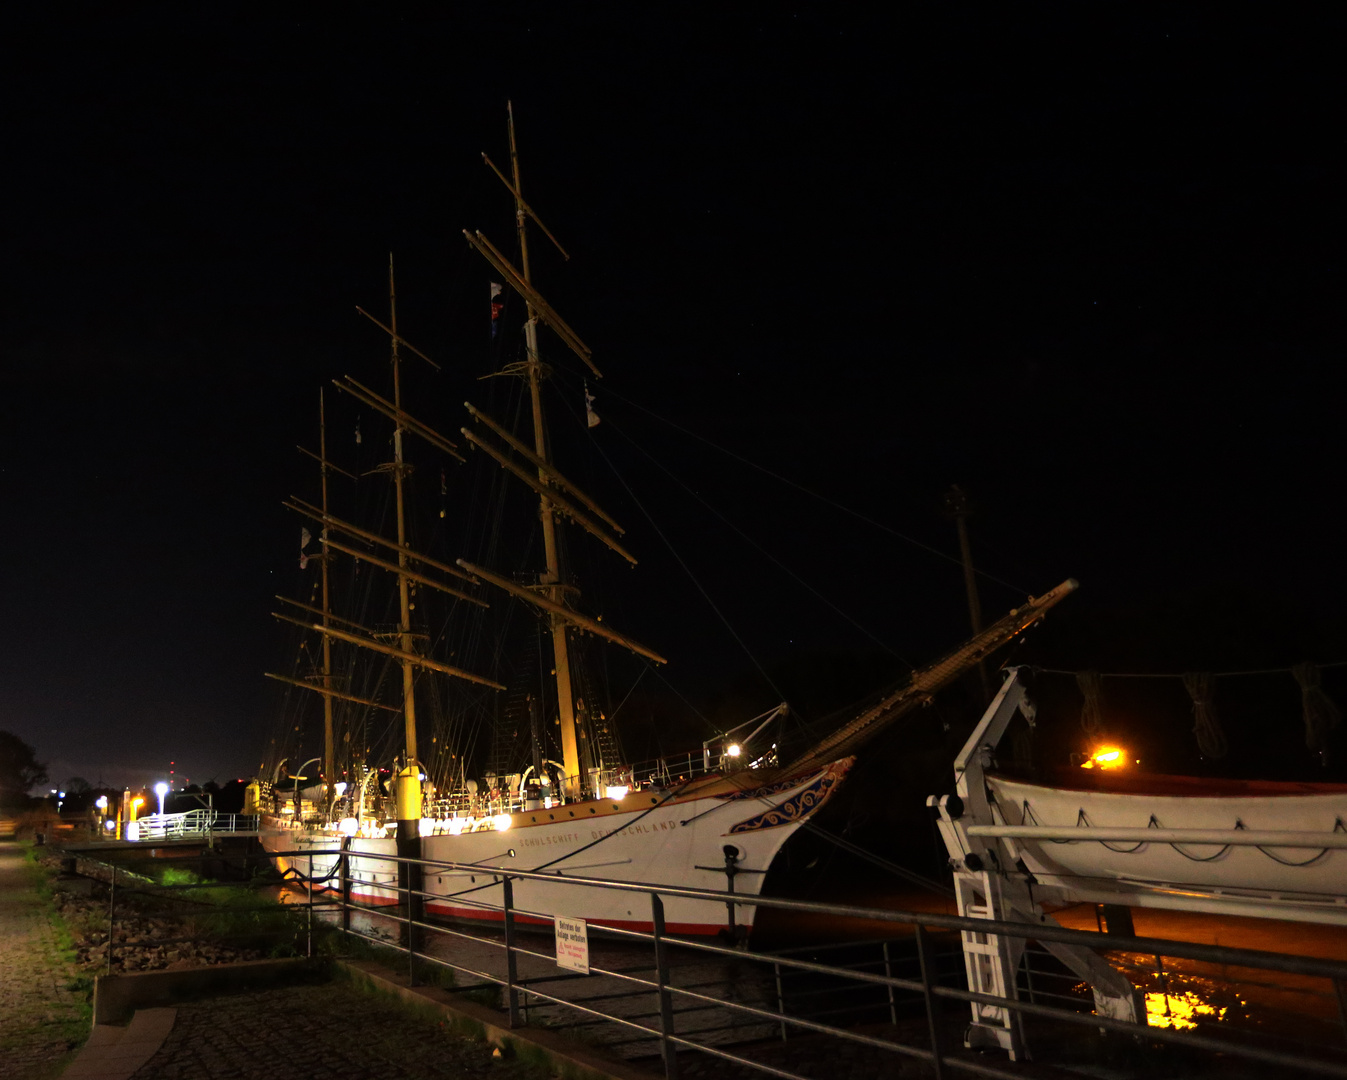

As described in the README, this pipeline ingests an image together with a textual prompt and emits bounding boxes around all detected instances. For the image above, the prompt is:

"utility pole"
[944,485,991,702]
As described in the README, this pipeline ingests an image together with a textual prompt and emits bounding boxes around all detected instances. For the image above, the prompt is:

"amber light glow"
[1081,746,1127,770]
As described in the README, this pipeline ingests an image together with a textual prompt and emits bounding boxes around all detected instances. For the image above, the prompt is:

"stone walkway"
[125,981,552,1080]
[0,841,87,1080]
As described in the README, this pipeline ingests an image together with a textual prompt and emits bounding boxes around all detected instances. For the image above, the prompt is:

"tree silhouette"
[0,732,48,808]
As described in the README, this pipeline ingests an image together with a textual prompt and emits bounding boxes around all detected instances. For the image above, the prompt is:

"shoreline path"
[0,840,86,1080]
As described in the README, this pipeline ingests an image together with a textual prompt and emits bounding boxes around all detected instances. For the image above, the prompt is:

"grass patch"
[12,842,93,1060]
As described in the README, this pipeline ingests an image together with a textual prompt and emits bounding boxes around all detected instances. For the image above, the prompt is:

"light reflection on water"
[1144,988,1230,1030]
[1077,955,1250,1033]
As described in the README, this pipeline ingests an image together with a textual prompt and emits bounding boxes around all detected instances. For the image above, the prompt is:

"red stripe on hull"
[423,900,725,937]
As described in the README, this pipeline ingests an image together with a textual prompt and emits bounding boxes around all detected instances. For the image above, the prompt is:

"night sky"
[2,8,1343,793]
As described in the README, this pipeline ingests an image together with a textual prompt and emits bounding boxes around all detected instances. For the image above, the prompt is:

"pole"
[508,102,582,800]
[387,254,424,941]
[319,390,336,819]
[503,877,520,1027]
[107,864,117,975]
[339,844,351,934]
[773,962,787,1042]
[651,894,680,1080]
[882,941,898,1026]
[915,924,945,1080]
[944,485,990,702]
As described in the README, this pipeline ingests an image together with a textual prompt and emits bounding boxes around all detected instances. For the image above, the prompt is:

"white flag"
[585,383,600,429]
[300,528,311,550]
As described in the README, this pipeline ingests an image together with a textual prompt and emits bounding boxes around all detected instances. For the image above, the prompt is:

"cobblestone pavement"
[0,841,87,1080]
[128,981,554,1080]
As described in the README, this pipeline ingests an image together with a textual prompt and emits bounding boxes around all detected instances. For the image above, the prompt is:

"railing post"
[405,858,416,987]
[1333,976,1347,1049]
[882,941,898,1026]
[915,923,945,1080]
[502,876,520,1028]
[773,961,787,1041]
[306,853,314,958]
[651,893,680,1080]
[1021,948,1038,1005]
[339,847,351,934]
[107,864,117,975]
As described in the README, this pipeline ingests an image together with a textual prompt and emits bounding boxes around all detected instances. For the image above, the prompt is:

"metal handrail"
[256,844,1347,1079]
[281,846,1347,984]
[96,843,1345,1080]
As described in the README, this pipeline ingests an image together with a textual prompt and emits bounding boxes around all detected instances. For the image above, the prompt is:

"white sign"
[554,916,590,974]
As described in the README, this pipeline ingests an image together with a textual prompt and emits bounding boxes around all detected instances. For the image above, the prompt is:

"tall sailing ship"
[255,106,1072,936]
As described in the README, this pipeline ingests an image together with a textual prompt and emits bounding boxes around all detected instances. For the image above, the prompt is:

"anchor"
[696,844,764,946]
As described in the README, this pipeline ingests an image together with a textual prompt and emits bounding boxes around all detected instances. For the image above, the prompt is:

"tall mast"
[509,102,582,800]
[319,389,335,815]
[389,253,420,772]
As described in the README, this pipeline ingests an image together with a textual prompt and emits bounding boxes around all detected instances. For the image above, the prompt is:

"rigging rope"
[1292,662,1342,767]
[1076,670,1105,736]
[556,390,789,703]
[1182,672,1228,760]
[552,371,1029,595]
[598,412,912,667]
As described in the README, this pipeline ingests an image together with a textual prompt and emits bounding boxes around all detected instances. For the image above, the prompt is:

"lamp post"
[154,781,170,817]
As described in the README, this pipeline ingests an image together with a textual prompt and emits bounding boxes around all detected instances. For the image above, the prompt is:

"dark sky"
[2,8,1343,791]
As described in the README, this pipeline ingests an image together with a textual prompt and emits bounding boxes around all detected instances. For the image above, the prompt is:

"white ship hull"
[262,758,853,935]
[985,773,1347,923]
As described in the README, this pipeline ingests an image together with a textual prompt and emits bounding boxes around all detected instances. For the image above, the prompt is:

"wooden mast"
[319,389,336,816]
[388,255,423,825]
[508,102,583,800]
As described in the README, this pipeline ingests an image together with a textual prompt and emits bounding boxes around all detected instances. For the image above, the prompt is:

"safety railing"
[71,842,1347,1079]
[311,848,1347,1080]
[131,810,259,840]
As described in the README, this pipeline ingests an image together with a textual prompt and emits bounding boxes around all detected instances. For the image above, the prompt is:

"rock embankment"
[47,862,271,974]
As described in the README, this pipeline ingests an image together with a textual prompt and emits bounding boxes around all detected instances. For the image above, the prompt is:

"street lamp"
[154,781,170,817]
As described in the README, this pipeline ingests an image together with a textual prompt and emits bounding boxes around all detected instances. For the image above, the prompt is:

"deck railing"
[132,810,258,839]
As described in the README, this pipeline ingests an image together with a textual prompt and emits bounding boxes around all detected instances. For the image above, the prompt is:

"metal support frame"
[929,667,1146,1059]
